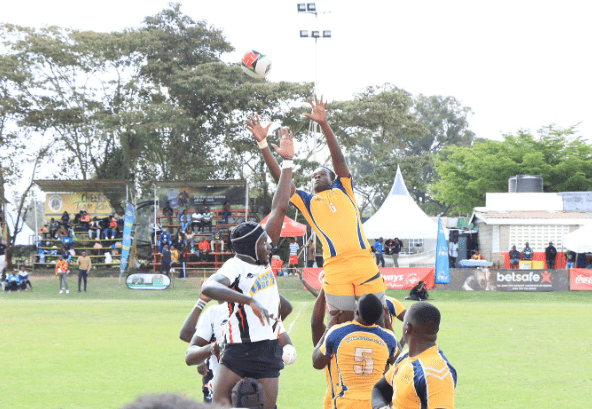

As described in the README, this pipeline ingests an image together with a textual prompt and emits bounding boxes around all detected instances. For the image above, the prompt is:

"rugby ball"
[241,50,272,79]
[282,344,297,365]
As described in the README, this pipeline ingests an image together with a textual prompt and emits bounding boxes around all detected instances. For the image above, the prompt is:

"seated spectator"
[88,217,101,239]
[80,211,90,231]
[408,280,428,301]
[184,227,195,252]
[93,241,103,256]
[201,207,213,233]
[471,250,484,260]
[162,202,174,231]
[159,230,172,254]
[210,230,224,252]
[522,242,533,260]
[222,200,231,225]
[197,237,211,262]
[191,210,203,232]
[172,228,186,248]
[271,255,283,276]
[104,216,117,239]
[7,270,21,292]
[49,218,60,239]
[565,250,576,270]
[178,209,190,232]
[576,253,587,268]
[73,212,82,229]
[61,211,71,230]
[57,225,69,239]
[509,246,520,269]
[18,266,33,291]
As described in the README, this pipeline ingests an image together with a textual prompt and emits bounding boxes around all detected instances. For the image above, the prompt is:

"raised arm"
[304,94,350,178]
[246,115,296,196]
[179,278,210,342]
[264,127,295,245]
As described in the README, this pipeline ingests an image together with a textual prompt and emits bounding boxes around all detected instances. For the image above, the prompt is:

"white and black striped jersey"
[194,302,229,375]
[217,257,282,344]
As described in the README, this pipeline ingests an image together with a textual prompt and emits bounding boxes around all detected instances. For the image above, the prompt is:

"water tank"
[515,175,543,193]
[508,176,517,193]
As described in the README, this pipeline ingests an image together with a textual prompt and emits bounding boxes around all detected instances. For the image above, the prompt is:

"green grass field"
[1,274,591,408]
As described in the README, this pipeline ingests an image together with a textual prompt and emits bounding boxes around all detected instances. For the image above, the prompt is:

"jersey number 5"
[353,347,374,375]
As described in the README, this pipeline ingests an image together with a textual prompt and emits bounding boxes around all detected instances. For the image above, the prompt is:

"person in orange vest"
[55,255,69,294]
[270,255,283,277]
[198,238,211,262]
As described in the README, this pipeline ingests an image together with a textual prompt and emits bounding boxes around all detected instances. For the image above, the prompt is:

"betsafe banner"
[435,218,450,284]
[434,269,569,292]
[119,202,134,276]
[569,269,592,291]
[302,267,435,290]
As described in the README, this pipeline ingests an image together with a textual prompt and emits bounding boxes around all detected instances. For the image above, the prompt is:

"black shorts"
[220,339,284,379]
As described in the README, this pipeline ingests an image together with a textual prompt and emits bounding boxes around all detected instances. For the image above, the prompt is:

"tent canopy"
[5,213,36,246]
[259,215,307,237]
[362,166,441,240]
[563,223,592,253]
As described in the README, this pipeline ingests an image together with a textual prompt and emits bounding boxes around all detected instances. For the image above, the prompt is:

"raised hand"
[270,127,294,159]
[199,277,211,302]
[245,114,271,142]
[303,94,328,124]
[249,298,272,326]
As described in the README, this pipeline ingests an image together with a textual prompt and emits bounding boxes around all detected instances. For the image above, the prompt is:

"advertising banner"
[302,268,435,290]
[120,202,135,276]
[156,181,247,211]
[434,269,569,291]
[45,193,114,218]
[569,269,592,291]
[435,218,450,284]
[125,273,171,290]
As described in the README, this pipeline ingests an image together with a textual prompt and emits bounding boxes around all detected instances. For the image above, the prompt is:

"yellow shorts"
[332,397,370,409]
[322,252,386,297]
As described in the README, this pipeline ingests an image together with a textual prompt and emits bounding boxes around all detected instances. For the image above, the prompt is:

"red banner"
[302,268,434,290]
[570,269,592,291]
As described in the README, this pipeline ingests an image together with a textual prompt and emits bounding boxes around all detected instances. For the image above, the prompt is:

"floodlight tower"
[297,2,332,163]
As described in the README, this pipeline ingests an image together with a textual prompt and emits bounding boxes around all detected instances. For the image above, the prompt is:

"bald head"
[356,293,383,326]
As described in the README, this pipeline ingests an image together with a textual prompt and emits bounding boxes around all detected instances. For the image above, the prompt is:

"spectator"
[103,216,116,239]
[222,200,231,225]
[448,239,458,269]
[373,237,385,268]
[522,242,533,261]
[191,209,204,233]
[178,247,187,279]
[565,250,576,270]
[210,230,224,252]
[178,209,190,232]
[545,242,557,269]
[57,225,69,240]
[509,246,520,269]
[77,250,92,293]
[202,207,213,233]
[288,237,300,274]
[172,228,187,249]
[271,255,284,276]
[576,253,587,269]
[55,255,69,294]
[408,280,428,301]
[60,211,70,230]
[80,211,90,231]
[160,244,172,277]
[306,239,316,268]
[49,218,60,239]
[18,266,33,291]
[198,238,211,262]
[7,269,21,292]
[1,269,7,292]
[0,238,6,274]
[162,202,175,233]
[384,238,395,255]
[471,250,484,260]
[159,229,172,253]
[88,217,101,239]
[185,226,196,252]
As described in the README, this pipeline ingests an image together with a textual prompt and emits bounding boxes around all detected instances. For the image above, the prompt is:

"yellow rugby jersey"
[321,321,399,405]
[291,176,376,283]
[386,296,406,324]
[385,345,457,409]
[323,357,339,409]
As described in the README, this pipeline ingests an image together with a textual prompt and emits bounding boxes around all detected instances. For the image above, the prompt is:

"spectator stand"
[151,180,248,274]
[32,180,135,271]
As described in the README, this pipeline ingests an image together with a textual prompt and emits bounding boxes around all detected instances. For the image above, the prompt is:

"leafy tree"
[431,125,592,213]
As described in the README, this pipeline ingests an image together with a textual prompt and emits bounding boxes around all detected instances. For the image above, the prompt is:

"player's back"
[323,321,398,407]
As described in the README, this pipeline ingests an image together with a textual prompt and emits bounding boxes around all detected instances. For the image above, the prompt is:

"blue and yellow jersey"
[385,345,457,409]
[291,176,377,284]
[385,296,406,325]
[321,321,399,405]
[323,357,339,409]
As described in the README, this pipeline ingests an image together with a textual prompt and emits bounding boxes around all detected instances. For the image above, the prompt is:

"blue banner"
[435,218,450,284]
[120,202,135,276]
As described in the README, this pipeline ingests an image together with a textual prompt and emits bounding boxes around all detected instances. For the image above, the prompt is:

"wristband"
[195,299,207,309]
[282,159,293,169]
[300,278,304,282]
[257,138,268,149]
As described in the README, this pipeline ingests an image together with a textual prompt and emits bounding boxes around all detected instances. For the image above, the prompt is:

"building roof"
[34,180,130,194]
[471,210,592,225]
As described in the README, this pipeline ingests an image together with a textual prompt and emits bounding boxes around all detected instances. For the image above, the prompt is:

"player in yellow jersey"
[247,94,386,324]
[385,296,407,345]
[313,294,400,409]
[371,302,457,409]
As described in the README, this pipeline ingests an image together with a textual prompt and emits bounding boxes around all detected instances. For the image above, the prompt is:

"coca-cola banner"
[570,269,592,291]
[434,269,569,292]
[301,268,434,291]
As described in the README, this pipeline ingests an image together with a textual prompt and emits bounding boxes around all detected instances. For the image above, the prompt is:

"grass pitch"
[1,274,591,408]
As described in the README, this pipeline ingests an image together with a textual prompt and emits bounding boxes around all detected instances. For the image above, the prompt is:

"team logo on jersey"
[248,270,276,296]
[246,273,255,278]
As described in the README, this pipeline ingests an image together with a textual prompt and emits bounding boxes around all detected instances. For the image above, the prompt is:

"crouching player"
[201,128,295,409]
[312,293,400,408]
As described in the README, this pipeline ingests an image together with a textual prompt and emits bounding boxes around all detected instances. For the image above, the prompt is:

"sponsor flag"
[120,202,135,277]
[435,218,450,284]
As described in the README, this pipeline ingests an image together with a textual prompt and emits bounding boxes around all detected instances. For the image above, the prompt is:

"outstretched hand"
[245,114,271,142]
[303,94,327,124]
[270,127,294,159]
[249,298,272,326]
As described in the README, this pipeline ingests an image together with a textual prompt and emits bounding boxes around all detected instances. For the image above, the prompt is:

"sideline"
[287,303,305,334]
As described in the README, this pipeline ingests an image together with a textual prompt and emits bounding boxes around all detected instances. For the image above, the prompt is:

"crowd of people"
[175,95,456,409]
[43,210,124,241]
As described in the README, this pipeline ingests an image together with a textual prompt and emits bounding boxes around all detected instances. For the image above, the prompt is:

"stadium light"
[300,30,310,37]
[297,3,306,12]
[307,3,316,12]
[323,30,331,38]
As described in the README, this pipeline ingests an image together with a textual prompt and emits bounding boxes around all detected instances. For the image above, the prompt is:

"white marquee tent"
[563,223,592,253]
[6,213,37,246]
[362,166,441,240]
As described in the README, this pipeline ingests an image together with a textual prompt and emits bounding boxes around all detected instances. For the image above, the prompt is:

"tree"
[431,125,592,213]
